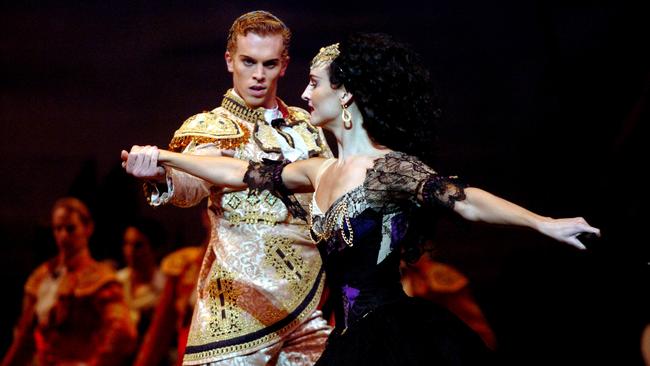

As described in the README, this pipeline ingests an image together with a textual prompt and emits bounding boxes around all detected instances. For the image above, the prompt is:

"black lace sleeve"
[366,152,467,211]
[243,159,308,221]
[420,174,467,209]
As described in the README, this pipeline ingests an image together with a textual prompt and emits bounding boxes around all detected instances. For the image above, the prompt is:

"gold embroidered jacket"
[146,89,331,364]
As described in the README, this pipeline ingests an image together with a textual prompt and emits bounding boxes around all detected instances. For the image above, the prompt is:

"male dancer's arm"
[1,295,36,366]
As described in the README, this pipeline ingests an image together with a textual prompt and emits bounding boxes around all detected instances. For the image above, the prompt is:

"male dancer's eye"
[263,61,278,69]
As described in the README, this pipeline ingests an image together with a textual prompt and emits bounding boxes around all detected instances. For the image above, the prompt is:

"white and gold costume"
[146,89,331,365]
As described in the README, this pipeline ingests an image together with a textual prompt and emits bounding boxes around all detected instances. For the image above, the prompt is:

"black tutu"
[315,297,495,366]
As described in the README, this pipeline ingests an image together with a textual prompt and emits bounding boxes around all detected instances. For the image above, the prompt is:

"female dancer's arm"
[122,145,323,192]
[122,145,247,189]
[157,149,248,189]
[453,187,600,249]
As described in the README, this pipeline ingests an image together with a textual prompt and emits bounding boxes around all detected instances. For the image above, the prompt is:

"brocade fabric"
[150,90,332,365]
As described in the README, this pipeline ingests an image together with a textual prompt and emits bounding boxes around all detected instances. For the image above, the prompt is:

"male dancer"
[123,11,331,366]
[1,198,136,366]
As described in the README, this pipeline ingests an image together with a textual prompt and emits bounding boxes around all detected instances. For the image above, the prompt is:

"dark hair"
[329,33,440,164]
[126,217,166,250]
[330,33,443,261]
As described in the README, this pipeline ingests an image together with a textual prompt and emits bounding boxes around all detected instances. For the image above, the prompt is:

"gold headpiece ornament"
[310,43,340,69]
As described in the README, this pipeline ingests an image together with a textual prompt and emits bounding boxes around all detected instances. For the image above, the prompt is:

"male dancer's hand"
[121,145,166,181]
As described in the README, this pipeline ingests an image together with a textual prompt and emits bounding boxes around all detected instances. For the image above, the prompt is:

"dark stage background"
[1,1,648,364]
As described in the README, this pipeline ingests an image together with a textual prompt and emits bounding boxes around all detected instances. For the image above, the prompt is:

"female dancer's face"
[122,226,153,269]
[301,65,344,128]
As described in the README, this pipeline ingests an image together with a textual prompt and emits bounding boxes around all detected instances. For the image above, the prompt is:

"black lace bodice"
[245,151,467,329]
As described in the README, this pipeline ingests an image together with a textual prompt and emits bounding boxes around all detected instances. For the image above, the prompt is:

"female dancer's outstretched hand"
[536,217,600,249]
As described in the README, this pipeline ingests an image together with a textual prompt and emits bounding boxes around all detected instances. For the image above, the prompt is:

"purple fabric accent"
[342,284,360,327]
[330,215,377,253]
[390,213,408,250]
[351,215,376,237]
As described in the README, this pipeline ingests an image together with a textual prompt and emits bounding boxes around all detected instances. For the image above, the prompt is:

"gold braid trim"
[220,91,266,124]
[169,135,249,152]
[217,89,326,156]
[220,90,287,153]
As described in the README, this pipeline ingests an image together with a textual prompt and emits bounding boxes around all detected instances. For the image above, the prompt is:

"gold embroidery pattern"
[169,111,250,152]
[291,122,323,154]
[285,106,311,125]
[227,212,282,226]
[253,123,283,153]
[263,192,278,206]
[220,90,285,153]
[225,195,242,210]
[205,270,243,338]
[183,274,325,365]
[263,234,309,294]
[180,89,329,365]
[223,191,285,225]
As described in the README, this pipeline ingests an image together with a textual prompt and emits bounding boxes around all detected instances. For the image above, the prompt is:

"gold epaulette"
[24,262,53,296]
[25,260,118,298]
[285,106,311,125]
[161,246,204,277]
[73,261,119,297]
[168,111,250,152]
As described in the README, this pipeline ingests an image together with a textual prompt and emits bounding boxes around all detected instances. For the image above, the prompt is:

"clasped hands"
[121,145,165,180]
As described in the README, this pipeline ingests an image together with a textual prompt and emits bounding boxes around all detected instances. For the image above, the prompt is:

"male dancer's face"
[226,32,288,109]
[52,208,92,258]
